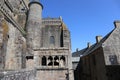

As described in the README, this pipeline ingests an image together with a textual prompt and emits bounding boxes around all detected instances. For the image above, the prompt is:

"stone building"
[73,21,120,80]
[0,0,74,80]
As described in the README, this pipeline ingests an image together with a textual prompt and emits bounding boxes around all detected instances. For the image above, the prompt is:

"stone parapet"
[0,69,36,80]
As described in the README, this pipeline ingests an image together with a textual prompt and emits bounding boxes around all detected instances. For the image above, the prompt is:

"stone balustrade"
[0,69,36,80]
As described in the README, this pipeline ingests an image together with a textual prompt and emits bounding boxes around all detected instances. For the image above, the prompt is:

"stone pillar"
[46,56,48,67]
[53,56,55,67]
[39,56,41,67]
[65,56,67,67]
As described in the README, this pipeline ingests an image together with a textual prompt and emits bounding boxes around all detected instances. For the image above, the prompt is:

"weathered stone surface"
[0,0,74,80]
[0,69,36,80]
[73,21,120,80]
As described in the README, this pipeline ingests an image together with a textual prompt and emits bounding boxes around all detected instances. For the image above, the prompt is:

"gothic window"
[50,36,55,45]
[54,56,59,66]
[48,56,53,66]
[42,56,47,66]
[60,56,65,67]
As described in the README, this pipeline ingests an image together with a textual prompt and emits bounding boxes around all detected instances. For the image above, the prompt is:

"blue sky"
[41,0,120,52]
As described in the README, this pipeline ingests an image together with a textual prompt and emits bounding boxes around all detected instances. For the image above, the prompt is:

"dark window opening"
[8,35,9,38]
[54,56,59,66]
[50,36,55,45]
[26,56,33,60]
[42,56,47,66]
[60,30,64,47]
[60,56,65,66]
[60,56,65,61]
[48,56,53,66]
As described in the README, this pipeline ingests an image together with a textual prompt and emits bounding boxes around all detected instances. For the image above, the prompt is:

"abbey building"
[0,0,74,80]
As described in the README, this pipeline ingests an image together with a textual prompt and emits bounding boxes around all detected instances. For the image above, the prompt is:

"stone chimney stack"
[87,42,91,48]
[76,48,79,52]
[114,21,120,28]
[96,36,102,43]
[26,0,43,52]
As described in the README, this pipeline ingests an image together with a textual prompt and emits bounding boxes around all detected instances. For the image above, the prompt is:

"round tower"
[26,0,43,53]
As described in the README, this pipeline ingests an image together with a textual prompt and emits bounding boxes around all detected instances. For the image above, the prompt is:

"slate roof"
[72,48,88,57]
[72,29,115,57]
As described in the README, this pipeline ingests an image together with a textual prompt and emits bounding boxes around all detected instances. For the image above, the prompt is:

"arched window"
[60,56,65,67]
[42,56,47,66]
[50,36,55,45]
[54,56,59,66]
[48,56,53,66]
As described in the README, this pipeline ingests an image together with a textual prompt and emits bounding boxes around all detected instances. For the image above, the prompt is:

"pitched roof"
[72,48,88,57]
[72,29,115,57]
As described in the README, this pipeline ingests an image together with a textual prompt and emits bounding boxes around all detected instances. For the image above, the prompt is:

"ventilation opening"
[26,56,33,60]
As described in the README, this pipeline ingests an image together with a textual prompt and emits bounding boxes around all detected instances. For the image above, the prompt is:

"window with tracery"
[41,55,66,67]
[54,56,59,66]
[60,56,65,67]
[48,56,53,66]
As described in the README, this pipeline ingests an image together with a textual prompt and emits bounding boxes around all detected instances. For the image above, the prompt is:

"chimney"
[76,48,79,52]
[114,21,120,28]
[96,36,102,43]
[87,42,91,48]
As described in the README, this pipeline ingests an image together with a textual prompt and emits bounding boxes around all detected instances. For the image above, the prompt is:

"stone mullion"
[53,56,55,67]
[58,56,60,68]
[34,55,39,67]
[46,56,48,67]
[39,56,41,67]
[65,56,67,68]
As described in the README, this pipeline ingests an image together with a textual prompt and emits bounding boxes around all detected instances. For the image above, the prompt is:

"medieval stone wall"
[0,0,28,70]
[103,26,120,65]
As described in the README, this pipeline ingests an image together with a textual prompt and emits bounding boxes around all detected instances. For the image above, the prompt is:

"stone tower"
[26,0,43,52]
[26,0,43,68]
[21,0,74,79]
[36,17,74,80]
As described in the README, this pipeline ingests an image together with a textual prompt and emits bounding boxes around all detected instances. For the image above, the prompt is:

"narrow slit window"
[42,56,47,66]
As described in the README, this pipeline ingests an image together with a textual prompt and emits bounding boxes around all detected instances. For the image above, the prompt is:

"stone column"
[39,56,41,67]
[53,56,55,67]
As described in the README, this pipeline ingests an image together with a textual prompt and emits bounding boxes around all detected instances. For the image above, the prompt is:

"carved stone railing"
[0,69,36,80]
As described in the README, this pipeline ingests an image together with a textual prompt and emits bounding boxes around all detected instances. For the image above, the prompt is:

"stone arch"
[48,56,53,66]
[54,56,59,66]
[60,56,65,67]
[42,56,47,66]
